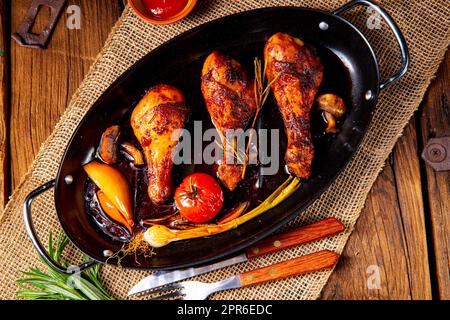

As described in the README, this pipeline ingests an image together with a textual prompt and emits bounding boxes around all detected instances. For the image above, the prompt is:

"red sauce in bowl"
[142,0,189,19]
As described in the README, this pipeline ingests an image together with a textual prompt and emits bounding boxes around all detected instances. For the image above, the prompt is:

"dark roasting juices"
[84,44,351,242]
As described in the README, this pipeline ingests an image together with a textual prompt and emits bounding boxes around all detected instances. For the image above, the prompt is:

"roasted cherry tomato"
[174,173,224,223]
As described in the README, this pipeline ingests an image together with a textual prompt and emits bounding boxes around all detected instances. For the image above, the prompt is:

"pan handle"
[23,180,97,274]
[333,0,409,90]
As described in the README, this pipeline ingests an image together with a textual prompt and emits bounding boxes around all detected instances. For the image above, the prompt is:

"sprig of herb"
[241,57,278,178]
[16,232,114,300]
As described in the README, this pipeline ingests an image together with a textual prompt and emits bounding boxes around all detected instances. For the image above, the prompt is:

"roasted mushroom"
[120,142,145,166]
[322,111,338,133]
[98,125,121,164]
[316,94,347,133]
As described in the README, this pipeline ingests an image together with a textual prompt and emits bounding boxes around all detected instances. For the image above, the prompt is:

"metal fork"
[146,250,339,300]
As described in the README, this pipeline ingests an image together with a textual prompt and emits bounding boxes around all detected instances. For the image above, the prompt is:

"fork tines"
[142,283,185,300]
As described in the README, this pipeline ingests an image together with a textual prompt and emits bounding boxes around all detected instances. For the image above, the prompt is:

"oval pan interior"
[55,7,379,269]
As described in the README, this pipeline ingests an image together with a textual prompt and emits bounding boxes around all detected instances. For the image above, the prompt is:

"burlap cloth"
[0,0,449,300]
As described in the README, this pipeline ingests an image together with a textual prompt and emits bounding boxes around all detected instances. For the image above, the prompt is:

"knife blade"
[128,254,248,296]
[128,217,344,296]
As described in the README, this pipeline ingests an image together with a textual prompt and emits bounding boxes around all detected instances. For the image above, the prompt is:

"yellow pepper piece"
[84,161,134,229]
[97,190,133,234]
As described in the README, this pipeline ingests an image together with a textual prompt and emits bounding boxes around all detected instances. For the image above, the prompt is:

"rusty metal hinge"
[11,0,67,49]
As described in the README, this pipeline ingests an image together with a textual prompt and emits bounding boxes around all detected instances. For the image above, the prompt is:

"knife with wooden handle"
[128,217,344,295]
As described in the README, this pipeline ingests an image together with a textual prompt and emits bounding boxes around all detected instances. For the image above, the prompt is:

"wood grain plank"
[392,118,433,299]
[322,118,432,299]
[419,50,450,300]
[10,0,122,190]
[0,0,9,208]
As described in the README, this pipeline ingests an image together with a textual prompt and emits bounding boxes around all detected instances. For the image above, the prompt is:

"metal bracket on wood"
[422,137,450,172]
[11,0,67,49]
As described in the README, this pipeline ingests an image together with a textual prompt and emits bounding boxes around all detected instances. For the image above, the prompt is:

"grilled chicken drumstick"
[264,33,323,179]
[201,51,257,191]
[131,84,189,204]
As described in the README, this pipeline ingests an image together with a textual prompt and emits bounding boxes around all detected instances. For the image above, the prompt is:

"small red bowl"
[128,0,197,25]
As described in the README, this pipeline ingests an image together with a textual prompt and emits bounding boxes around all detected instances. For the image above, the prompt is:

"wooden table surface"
[1,1,448,300]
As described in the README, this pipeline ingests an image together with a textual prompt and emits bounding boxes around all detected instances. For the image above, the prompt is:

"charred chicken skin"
[201,51,257,191]
[131,84,189,204]
[264,33,323,179]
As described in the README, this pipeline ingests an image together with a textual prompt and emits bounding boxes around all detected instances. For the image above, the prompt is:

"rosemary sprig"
[16,232,114,300]
[214,139,247,166]
[241,57,278,178]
